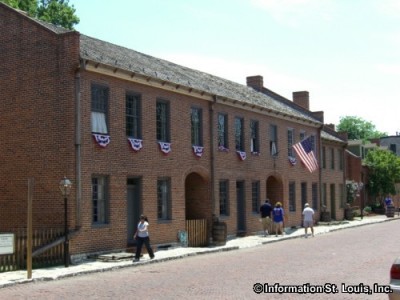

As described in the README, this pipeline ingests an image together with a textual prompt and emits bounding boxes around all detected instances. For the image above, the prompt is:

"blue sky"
[69,0,400,135]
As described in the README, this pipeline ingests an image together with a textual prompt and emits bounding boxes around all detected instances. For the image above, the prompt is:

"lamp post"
[59,177,72,267]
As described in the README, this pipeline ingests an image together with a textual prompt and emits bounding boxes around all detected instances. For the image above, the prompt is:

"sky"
[68,0,400,136]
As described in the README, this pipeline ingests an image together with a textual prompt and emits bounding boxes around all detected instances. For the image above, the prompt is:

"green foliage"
[365,149,400,201]
[346,180,363,204]
[337,116,386,141]
[1,0,79,29]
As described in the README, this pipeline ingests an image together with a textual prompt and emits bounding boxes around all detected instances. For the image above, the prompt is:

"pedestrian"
[272,202,285,237]
[133,215,155,262]
[259,199,272,236]
[302,203,315,238]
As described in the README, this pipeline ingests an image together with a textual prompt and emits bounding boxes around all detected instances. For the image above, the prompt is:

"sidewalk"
[1,215,398,288]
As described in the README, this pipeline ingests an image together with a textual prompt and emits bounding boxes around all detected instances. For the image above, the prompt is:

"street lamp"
[59,177,72,267]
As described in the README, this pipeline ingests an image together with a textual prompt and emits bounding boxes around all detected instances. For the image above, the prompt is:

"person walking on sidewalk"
[134,215,155,262]
[302,203,315,238]
[260,199,272,236]
[272,202,285,237]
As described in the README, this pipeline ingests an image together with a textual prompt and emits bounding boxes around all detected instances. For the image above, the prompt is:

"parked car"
[389,257,400,299]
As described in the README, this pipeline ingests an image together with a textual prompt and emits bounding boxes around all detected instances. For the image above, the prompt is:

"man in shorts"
[259,199,272,236]
[302,203,315,238]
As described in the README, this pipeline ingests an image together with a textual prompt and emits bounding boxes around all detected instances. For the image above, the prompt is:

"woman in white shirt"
[133,215,155,262]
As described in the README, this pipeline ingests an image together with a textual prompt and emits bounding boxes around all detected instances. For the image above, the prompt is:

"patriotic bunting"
[218,145,229,152]
[92,133,110,148]
[192,145,204,157]
[288,156,297,166]
[158,142,171,154]
[128,138,143,152]
[237,151,246,161]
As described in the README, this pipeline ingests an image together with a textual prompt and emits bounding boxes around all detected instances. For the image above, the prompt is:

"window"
[322,183,327,206]
[250,120,259,153]
[390,144,397,154]
[339,183,344,208]
[331,148,335,170]
[235,117,244,151]
[157,178,171,220]
[287,128,294,157]
[191,107,203,146]
[217,113,228,149]
[270,124,278,156]
[301,182,307,208]
[338,149,343,170]
[322,147,326,169]
[156,100,170,142]
[219,180,229,216]
[312,183,318,210]
[91,84,109,134]
[300,131,305,142]
[92,176,109,224]
[126,92,141,138]
[251,181,260,213]
[289,181,296,212]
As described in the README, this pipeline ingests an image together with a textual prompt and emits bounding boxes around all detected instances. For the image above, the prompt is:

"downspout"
[209,96,217,217]
[74,66,82,229]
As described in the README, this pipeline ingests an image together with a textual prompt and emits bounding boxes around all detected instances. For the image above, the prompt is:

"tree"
[364,149,400,204]
[337,116,387,141]
[1,0,79,29]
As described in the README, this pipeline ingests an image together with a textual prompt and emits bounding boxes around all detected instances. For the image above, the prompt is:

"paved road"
[1,219,399,299]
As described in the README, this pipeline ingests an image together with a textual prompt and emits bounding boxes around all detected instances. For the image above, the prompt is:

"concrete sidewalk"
[1,215,398,288]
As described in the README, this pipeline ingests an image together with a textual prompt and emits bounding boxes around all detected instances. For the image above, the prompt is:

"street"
[1,219,399,299]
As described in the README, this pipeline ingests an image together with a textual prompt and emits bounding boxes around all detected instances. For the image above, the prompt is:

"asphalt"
[1,214,398,289]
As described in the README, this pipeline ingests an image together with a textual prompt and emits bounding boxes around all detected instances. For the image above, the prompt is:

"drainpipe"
[209,96,217,216]
[74,67,82,229]
[318,125,323,213]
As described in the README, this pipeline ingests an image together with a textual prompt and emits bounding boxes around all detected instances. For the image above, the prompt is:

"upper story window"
[235,117,244,151]
[126,92,141,138]
[191,107,203,146]
[217,113,228,149]
[338,149,343,170]
[300,131,305,141]
[250,120,259,153]
[156,100,170,142]
[269,124,278,156]
[390,144,397,154]
[331,148,335,170]
[322,146,326,169]
[287,128,294,157]
[91,84,109,134]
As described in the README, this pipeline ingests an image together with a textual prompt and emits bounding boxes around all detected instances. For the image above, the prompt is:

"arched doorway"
[266,175,283,207]
[185,172,210,246]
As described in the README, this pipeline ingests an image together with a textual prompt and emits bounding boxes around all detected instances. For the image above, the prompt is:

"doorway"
[127,177,141,245]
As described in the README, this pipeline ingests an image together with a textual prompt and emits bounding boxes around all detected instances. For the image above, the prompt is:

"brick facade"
[0,3,350,258]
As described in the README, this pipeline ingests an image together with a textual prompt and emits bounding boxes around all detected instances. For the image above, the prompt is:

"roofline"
[81,58,322,128]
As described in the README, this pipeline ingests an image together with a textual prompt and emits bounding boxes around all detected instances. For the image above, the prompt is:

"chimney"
[246,75,264,91]
[292,91,309,110]
[311,111,324,123]
[325,123,335,131]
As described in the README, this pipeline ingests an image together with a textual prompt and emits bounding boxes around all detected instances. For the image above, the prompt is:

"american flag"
[293,136,318,173]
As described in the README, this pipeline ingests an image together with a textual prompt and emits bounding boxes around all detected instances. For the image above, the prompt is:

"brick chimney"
[311,111,324,123]
[246,75,264,91]
[292,91,309,110]
[325,123,335,131]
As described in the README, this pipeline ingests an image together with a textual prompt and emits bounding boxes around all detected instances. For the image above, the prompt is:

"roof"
[79,34,322,125]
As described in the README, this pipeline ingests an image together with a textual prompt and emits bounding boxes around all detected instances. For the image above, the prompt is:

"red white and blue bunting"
[92,133,110,148]
[218,145,229,152]
[192,145,204,157]
[128,138,143,152]
[158,142,171,154]
[237,151,246,161]
[288,156,297,166]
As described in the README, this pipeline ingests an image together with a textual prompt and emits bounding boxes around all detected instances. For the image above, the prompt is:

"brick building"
[1,3,348,259]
